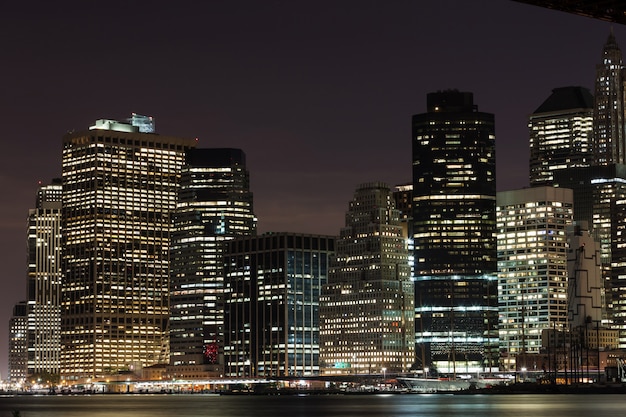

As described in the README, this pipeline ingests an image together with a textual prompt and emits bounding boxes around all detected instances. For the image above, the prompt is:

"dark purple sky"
[1,0,623,378]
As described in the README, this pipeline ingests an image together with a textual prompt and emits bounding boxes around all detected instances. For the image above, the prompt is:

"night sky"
[1,0,624,378]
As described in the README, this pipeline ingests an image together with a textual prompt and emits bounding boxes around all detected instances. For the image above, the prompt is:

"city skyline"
[1,0,626,378]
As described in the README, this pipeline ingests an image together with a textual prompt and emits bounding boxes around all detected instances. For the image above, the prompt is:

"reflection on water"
[2,393,626,417]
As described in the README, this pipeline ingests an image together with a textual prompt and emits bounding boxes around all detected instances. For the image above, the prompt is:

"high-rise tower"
[26,179,63,377]
[320,182,414,375]
[593,30,626,165]
[60,118,196,381]
[496,186,573,372]
[554,165,626,346]
[529,86,593,186]
[411,90,499,374]
[169,148,256,376]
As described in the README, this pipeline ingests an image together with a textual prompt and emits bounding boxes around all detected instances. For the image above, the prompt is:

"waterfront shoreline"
[3,382,626,396]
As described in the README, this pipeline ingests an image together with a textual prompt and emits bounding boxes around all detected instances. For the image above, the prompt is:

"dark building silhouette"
[411,90,499,374]
[169,148,256,377]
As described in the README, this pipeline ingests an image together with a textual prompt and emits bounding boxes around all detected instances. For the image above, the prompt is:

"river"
[1,393,626,417]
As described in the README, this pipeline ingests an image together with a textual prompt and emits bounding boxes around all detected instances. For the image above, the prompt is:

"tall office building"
[169,148,256,376]
[412,90,499,374]
[26,179,63,376]
[567,221,603,329]
[223,233,334,377]
[554,165,626,346]
[320,183,414,375]
[547,32,626,348]
[496,187,573,371]
[60,118,196,381]
[8,302,28,383]
[593,29,626,165]
[566,221,619,351]
[529,86,593,186]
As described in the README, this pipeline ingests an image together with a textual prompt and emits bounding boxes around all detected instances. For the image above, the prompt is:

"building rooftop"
[533,86,593,114]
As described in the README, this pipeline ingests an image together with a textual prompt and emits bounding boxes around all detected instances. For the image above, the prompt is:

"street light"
[382,367,387,380]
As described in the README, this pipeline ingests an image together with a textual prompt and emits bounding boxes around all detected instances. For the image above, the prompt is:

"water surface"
[2,393,625,417]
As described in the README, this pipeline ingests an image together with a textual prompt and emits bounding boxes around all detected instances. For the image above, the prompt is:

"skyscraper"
[224,233,334,377]
[60,118,196,381]
[566,221,619,353]
[320,182,414,375]
[26,179,63,377]
[554,165,626,346]
[529,86,593,186]
[496,186,573,371]
[593,29,626,165]
[169,148,256,376]
[412,90,499,374]
[547,32,626,349]
[567,221,603,330]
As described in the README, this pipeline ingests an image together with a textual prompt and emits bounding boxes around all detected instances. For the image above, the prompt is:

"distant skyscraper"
[60,117,196,381]
[529,86,593,186]
[223,233,334,377]
[593,30,626,165]
[496,187,573,371]
[320,183,414,375]
[26,179,63,376]
[412,90,499,374]
[169,148,256,376]
[8,302,27,383]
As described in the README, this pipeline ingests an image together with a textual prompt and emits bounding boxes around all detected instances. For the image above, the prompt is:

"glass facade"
[223,234,334,377]
[496,187,573,371]
[320,182,414,375]
[411,90,499,374]
[169,148,256,373]
[60,120,196,381]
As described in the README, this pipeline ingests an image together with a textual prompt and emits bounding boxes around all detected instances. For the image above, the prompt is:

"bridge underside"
[512,0,626,24]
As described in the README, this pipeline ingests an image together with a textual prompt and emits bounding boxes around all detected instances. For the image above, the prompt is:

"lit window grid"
[529,111,592,186]
[61,132,195,380]
[496,194,573,360]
